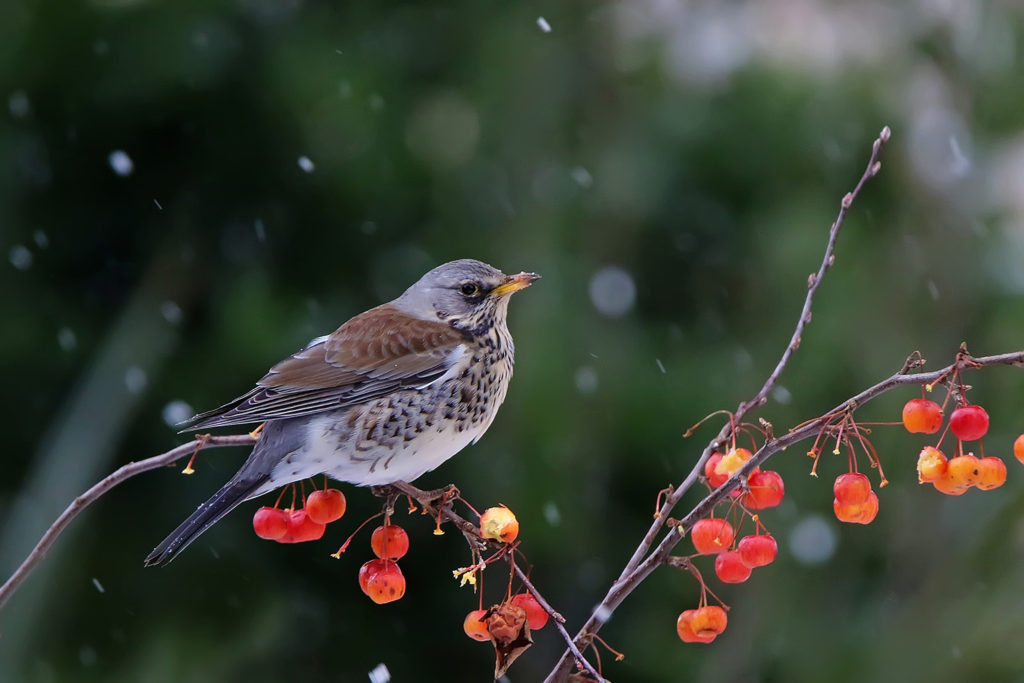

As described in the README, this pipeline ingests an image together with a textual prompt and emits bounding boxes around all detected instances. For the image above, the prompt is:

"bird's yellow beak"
[491,272,541,298]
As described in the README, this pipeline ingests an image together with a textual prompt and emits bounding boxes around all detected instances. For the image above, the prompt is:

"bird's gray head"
[393,259,539,334]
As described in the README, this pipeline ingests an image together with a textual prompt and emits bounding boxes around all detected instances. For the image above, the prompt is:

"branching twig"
[0,434,256,612]
[544,126,896,681]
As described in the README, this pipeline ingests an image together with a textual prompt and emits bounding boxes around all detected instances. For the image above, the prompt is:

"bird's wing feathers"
[181,305,469,430]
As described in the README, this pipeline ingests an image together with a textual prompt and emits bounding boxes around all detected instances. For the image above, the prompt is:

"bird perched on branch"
[145,259,538,566]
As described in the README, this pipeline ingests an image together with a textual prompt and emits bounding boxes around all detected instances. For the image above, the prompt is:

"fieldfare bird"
[145,259,538,566]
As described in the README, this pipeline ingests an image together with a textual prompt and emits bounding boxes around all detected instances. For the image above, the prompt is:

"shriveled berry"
[737,534,778,568]
[464,609,491,642]
[305,488,346,524]
[949,405,989,441]
[370,524,410,560]
[834,472,871,506]
[480,506,519,543]
[715,551,752,583]
[976,457,1007,491]
[902,398,943,434]
[744,470,784,509]
[510,592,549,630]
[252,506,288,540]
[691,518,734,555]
[917,446,948,483]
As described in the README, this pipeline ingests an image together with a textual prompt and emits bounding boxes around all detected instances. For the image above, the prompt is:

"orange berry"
[677,606,728,644]
[690,518,734,555]
[902,398,943,434]
[479,506,519,543]
[833,491,878,524]
[1014,434,1024,465]
[946,454,981,488]
[932,472,969,496]
[463,609,491,641]
[976,457,1007,490]
[744,470,785,509]
[715,447,753,478]
[834,472,871,506]
[370,524,410,560]
[916,446,948,483]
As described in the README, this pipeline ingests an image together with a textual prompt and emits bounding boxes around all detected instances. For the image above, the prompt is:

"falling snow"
[9,245,32,270]
[588,265,636,317]
[8,90,30,118]
[92,577,105,593]
[367,663,391,683]
[575,366,598,394]
[124,366,147,394]
[570,166,593,188]
[537,16,552,33]
[789,515,837,565]
[162,400,194,427]
[160,300,183,325]
[33,230,48,248]
[297,156,315,173]
[57,328,77,351]
[108,150,134,177]
[543,501,561,526]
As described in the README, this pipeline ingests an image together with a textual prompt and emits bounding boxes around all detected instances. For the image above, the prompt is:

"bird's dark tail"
[144,475,267,567]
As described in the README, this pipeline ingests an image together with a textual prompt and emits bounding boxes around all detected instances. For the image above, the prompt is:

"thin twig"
[0,434,256,612]
[544,126,893,682]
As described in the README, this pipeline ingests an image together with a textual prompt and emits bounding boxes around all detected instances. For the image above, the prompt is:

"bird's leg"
[249,422,266,439]
[181,433,212,475]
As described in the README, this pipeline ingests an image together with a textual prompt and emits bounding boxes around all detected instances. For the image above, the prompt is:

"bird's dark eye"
[459,282,481,297]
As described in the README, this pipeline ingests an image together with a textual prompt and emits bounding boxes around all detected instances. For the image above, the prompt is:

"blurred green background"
[3,0,1024,681]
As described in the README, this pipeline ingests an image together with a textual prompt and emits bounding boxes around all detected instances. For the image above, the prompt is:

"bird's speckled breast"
[277,323,515,487]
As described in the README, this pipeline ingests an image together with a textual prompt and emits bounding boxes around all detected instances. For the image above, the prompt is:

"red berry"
[463,609,491,641]
[370,524,410,560]
[744,470,784,509]
[691,518,734,555]
[510,592,549,630]
[363,560,406,604]
[976,457,1006,491]
[1014,434,1024,465]
[704,452,728,488]
[902,398,943,434]
[677,606,727,644]
[305,488,347,524]
[833,472,871,506]
[252,506,289,540]
[277,509,327,543]
[715,551,752,583]
[932,471,969,496]
[949,405,989,441]
[358,558,389,595]
[737,534,778,568]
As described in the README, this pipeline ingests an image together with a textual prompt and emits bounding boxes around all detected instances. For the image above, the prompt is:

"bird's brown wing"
[181,304,469,430]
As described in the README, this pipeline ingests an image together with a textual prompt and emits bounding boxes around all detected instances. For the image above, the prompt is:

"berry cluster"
[903,397,1014,496]
[358,523,410,604]
[252,487,347,543]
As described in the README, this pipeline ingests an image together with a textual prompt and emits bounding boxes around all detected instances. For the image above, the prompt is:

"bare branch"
[0,434,256,612]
